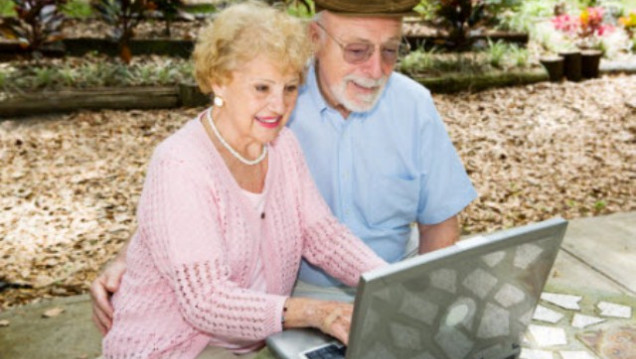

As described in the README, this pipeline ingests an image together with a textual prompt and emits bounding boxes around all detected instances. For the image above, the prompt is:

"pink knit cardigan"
[102,119,386,358]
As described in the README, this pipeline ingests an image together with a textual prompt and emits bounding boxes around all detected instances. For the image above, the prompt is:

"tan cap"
[314,0,420,16]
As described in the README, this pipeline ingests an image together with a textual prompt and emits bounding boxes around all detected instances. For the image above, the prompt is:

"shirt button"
[261,212,265,219]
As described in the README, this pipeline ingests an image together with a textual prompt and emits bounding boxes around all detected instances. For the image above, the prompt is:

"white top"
[242,188,267,292]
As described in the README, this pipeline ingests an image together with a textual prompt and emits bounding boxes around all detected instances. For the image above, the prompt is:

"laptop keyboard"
[302,343,346,359]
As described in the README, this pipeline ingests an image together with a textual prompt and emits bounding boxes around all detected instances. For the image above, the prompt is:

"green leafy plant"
[496,0,556,32]
[91,0,153,63]
[619,10,636,38]
[436,0,486,49]
[58,65,77,86]
[593,199,606,212]
[34,66,59,87]
[62,0,92,18]
[414,0,439,20]
[399,48,490,76]
[0,55,194,94]
[284,0,313,17]
[418,0,524,49]
[0,0,16,16]
[507,43,529,67]
[147,0,192,36]
[486,40,529,68]
[398,46,440,74]
[0,0,68,54]
[181,2,214,14]
[479,0,523,26]
[486,38,507,67]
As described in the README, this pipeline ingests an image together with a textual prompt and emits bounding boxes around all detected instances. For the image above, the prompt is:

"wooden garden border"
[1,72,545,118]
[0,87,181,118]
[2,65,635,118]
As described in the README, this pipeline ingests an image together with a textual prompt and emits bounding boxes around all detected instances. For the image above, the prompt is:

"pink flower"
[553,7,614,39]
[597,24,615,36]
[552,14,579,33]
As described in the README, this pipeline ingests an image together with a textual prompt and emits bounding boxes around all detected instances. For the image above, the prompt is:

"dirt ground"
[1,74,635,310]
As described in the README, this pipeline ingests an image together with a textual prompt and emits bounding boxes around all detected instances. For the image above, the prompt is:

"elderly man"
[91,0,476,336]
[290,0,476,294]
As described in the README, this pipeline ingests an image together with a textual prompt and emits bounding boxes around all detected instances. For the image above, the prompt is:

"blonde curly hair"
[193,1,312,94]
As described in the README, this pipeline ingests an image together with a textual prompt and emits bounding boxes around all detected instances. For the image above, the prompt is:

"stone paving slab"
[0,295,100,359]
[547,249,627,295]
[560,212,636,295]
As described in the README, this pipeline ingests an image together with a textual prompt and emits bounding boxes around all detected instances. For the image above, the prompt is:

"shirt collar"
[305,63,329,115]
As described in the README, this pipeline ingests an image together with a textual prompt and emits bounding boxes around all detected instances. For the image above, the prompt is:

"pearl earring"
[213,96,224,108]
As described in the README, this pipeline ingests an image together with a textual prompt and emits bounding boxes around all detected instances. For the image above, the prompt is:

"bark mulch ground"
[1,74,635,310]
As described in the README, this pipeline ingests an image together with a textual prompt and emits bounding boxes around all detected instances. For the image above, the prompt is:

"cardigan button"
[261,212,265,219]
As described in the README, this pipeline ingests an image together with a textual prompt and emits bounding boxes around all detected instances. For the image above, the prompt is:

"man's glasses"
[316,22,410,65]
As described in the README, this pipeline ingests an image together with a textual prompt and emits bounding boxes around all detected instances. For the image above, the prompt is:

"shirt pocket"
[361,174,419,229]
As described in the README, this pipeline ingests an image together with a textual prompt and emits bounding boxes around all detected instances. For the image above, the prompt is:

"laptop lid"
[268,217,568,359]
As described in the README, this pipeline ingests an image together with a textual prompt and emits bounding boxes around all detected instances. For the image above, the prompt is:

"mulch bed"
[1,74,635,310]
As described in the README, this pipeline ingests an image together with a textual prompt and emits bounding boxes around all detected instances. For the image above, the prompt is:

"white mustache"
[344,74,387,89]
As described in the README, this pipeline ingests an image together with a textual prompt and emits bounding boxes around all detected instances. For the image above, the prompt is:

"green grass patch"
[0,55,193,96]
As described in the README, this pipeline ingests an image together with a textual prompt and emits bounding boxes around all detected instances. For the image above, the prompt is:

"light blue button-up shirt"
[288,65,477,286]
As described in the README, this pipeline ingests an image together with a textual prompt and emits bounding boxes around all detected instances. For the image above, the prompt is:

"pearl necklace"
[206,108,268,166]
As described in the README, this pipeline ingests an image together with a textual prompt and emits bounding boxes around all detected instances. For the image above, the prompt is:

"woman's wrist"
[282,297,320,329]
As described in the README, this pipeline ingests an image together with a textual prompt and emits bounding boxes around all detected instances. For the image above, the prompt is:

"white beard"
[332,74,387,113]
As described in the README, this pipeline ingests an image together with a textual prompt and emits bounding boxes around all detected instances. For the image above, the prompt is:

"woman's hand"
[90,248,127,335]
[316,301,353,344]
[283,297,354,345]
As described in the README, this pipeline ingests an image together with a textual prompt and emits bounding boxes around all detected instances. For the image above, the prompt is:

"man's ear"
[309,22,323,53]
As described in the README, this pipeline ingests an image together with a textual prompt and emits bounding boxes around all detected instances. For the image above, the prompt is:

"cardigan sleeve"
[135,149,287,342]
[285,135,387,286]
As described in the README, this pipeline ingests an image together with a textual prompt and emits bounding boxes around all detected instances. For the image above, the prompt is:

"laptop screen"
[347,218,567,359]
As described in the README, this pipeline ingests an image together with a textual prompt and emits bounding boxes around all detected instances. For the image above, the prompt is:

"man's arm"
[90,241,128,335]
[417,215,459,254]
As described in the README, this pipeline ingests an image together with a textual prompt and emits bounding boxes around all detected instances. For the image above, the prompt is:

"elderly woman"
[101,1,385,358]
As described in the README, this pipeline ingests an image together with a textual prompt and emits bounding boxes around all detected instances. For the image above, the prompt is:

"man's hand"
[90,256,127,336]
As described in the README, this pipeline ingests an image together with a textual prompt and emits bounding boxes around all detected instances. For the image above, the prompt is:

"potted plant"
[539,53,564,82]
[577,7,610,79]
[551,7,616,80]
[534,22,568,82]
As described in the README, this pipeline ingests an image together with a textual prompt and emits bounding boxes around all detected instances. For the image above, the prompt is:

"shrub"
[91,0,153,63]
[147,0,192,37]
[416,0,523,49]
[0,0,68,54]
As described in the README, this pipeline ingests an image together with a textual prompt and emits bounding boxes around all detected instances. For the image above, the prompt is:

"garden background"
[0,0,635,313]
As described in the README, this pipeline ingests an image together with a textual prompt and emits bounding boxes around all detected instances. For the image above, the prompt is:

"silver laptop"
[267,217,568,359]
